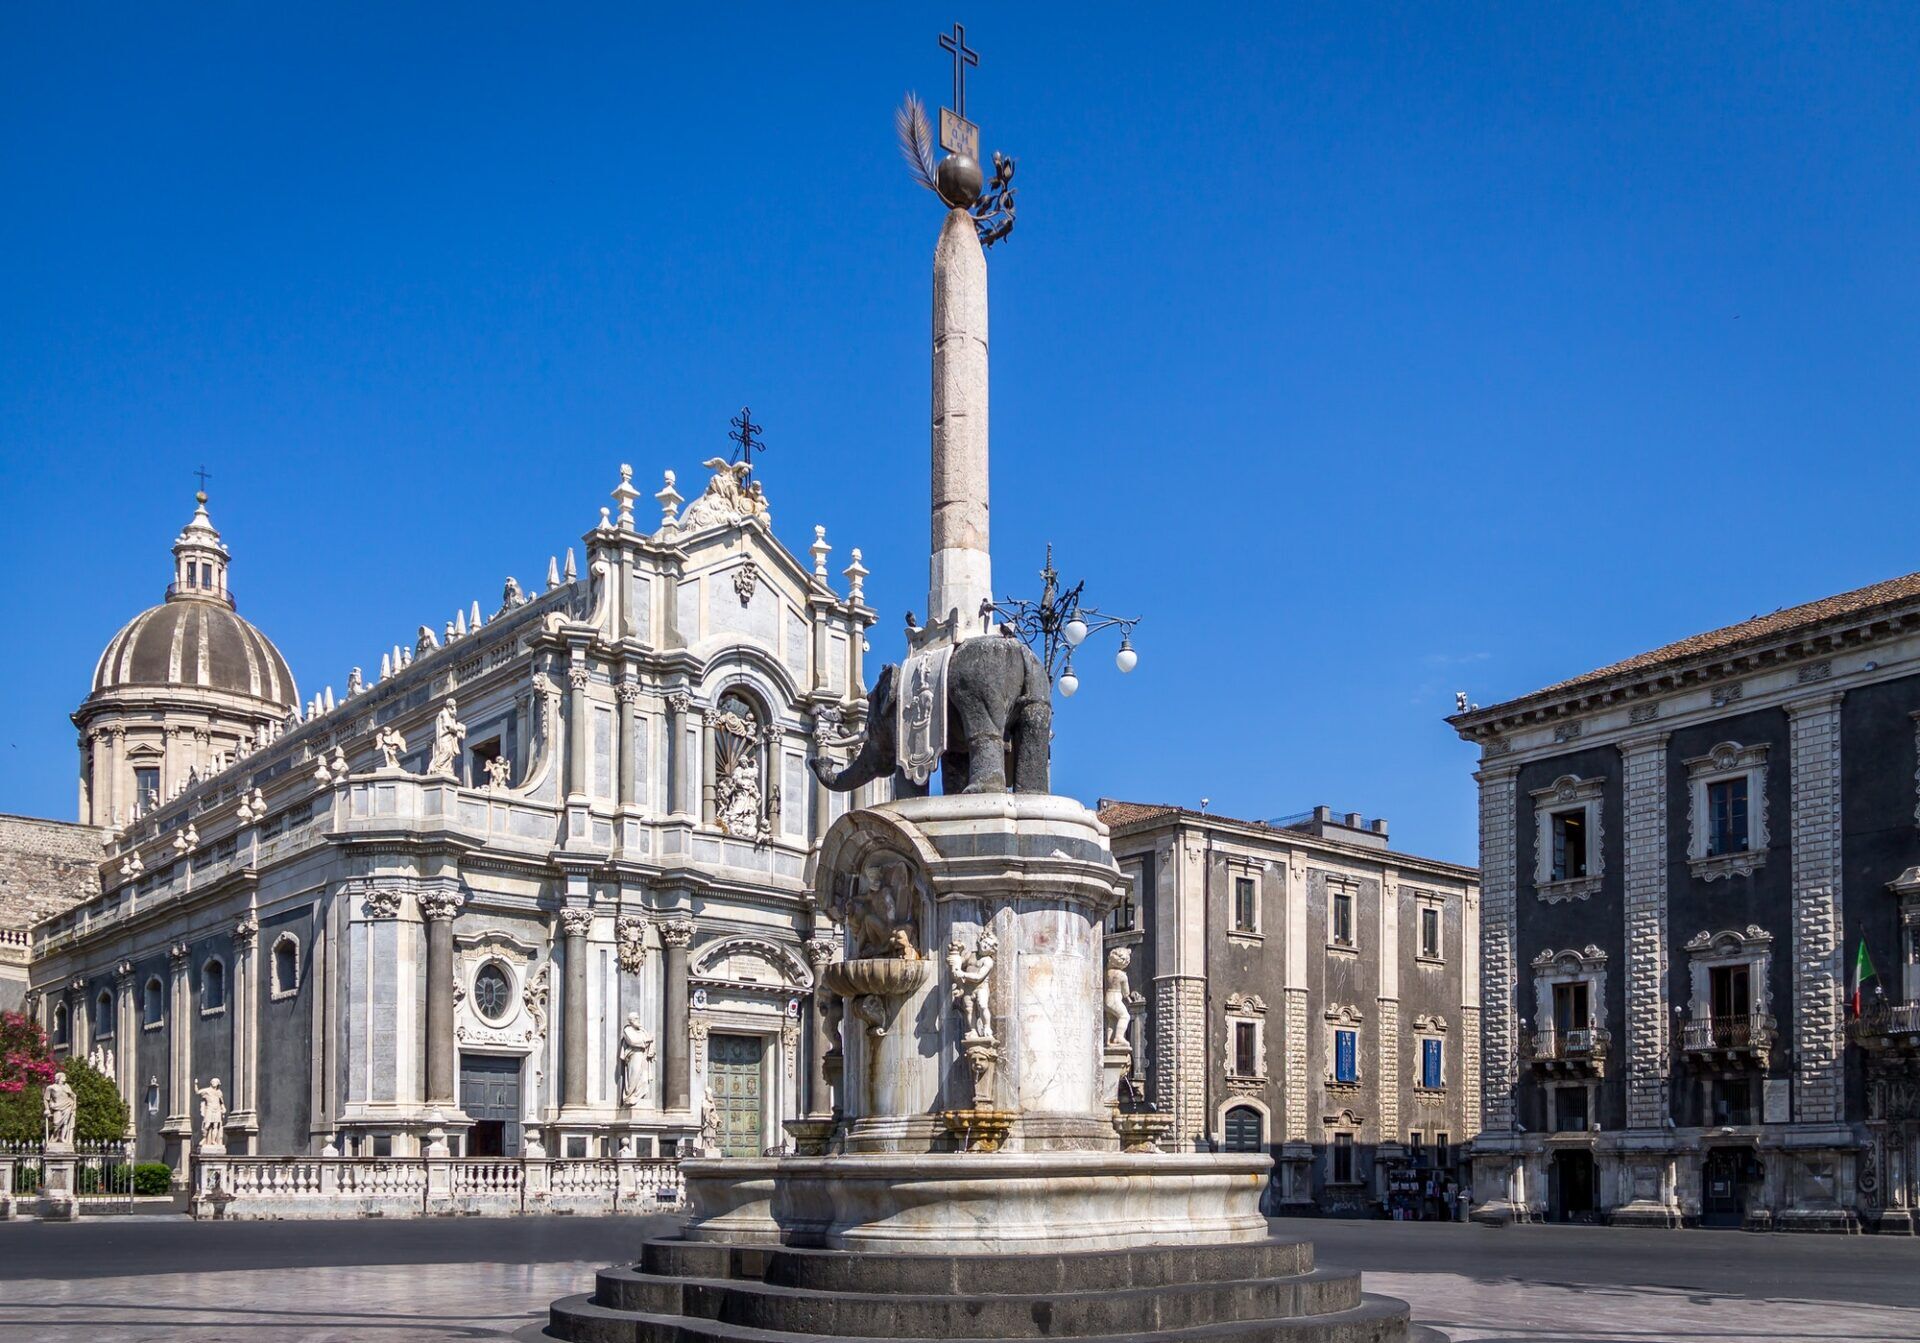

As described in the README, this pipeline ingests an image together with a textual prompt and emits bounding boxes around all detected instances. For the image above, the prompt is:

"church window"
[1232,876,1258,933]
[1233,1020,1258,1077]
[1329,883,1356,949]
[1333,1028,1359,1083]
[271,935,300,1000]
[473,963,513,1023]
[95,990,114,1039]
[143,977,165,1028]
[134,767,159,812]
[709,689,768,839]
[51,1003,68,1047]
[200,959,226,1015]
[1707,777,1749,856]
[1331,1132,1355,1183]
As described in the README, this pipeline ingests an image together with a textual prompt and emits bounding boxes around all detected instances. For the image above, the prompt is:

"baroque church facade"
[18,462,880,1177]
[1451,571,1920,1232]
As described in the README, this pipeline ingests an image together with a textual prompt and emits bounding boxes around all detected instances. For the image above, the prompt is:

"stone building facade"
[1450,570,1920,1231]
[16,464,881,1180]
[1099,802,1480,1216]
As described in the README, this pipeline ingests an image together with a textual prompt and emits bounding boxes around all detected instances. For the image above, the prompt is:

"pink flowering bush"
[0,1011,128,1143]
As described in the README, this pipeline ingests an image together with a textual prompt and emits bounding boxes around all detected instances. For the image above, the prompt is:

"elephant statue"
[810,635,1051,796]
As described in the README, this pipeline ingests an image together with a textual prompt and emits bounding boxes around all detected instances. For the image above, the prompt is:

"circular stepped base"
[524,1235,1438,1343]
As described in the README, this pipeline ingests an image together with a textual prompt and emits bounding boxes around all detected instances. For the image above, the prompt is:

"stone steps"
[541,1291,1420,1343]
[525,1235,1432,1343]
[593,1263,1365,1335]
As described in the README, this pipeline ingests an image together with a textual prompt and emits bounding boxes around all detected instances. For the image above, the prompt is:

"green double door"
[708,1034,765,1158]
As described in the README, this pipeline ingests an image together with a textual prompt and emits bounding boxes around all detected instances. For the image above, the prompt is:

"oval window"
[473,964,513,1023]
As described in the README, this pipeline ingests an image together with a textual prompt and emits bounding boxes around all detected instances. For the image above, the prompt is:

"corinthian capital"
[659,916,695,949]
[420,890,465,922]
[559,907,594,938]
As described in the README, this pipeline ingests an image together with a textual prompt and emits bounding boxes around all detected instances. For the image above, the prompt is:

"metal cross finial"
[938,22,979,119]
[194,465,212,494]
[727,406,765,477]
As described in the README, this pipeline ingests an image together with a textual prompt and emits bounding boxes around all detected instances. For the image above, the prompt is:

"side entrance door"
[708,1034,765,1157]
[460,1053,523,1157]
[1702,1148,1748,1226]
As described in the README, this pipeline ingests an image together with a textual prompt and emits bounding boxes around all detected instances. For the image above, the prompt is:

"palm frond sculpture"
[895,92,939,195]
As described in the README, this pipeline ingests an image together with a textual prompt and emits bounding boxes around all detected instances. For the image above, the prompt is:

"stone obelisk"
[928,206,990,636]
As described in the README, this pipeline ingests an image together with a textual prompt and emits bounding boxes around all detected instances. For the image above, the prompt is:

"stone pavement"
[0,1215,1913,1342]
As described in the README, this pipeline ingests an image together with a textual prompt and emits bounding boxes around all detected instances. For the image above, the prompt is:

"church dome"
[86,493,297,709]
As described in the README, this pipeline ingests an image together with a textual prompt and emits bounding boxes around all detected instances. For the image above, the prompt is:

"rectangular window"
[1552,981,1590,1036]
[1550,811,1588,880]
[1233,1020,1258,1076]
[1419,905,1442,960]
[1707,777,1750,856]
[1232,876,1257,933]
[134,767,159,810]
[1421,1037,1444,1089]
[1708,964,1753,1045]
[1332,1132,1354,1183]
[1334,1028,1358,1083]
[1435,1132,1449,1162]
[1712,1077,1755,1126]
[1330,886,1355,948]
[1553,1087,1589,1133]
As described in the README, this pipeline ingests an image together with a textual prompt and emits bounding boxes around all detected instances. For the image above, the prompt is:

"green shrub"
[0,1016,131,1145]
[132,1162,174,1196]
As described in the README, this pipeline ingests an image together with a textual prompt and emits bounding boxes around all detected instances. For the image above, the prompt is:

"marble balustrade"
[189,1153,684,1220]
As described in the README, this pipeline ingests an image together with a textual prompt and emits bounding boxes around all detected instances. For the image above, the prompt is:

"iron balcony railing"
[1683,1012,1775,1052]
[1529,1026,1610,1061]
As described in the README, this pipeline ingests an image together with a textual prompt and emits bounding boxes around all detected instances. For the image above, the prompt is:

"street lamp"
[987,544,1141,695]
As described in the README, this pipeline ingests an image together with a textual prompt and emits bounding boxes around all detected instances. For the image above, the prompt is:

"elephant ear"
[870,662,899,708]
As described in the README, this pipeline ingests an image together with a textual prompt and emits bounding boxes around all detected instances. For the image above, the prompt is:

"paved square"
[0,1216,1913,1342]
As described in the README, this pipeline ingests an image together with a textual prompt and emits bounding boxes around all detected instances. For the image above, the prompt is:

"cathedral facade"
[19,462,879,1179]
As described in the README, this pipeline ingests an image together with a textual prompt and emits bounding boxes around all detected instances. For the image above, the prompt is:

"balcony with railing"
[1850,995,1920,1053]
[1525,1025,1612,1076]
[1682,1011,1778,1068]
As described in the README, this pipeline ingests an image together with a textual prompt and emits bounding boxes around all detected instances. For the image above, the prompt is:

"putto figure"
[375,725,407,771]
[1104,946,1134,1049]
[947,931,998,1043]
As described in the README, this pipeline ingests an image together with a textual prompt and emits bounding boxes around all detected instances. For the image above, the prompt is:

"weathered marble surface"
[681,1150,1272,1252]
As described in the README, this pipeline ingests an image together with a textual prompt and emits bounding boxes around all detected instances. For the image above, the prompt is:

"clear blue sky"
[4,6,1918,865]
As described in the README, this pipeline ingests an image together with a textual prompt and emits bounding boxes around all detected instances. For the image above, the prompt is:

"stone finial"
[443,620,456,644]
[380,652,392,680]
[612,463,640,532]
[655,469,683,533]
[599,506,612,531]
[323,686,336,712]
[843,549,869,604]
[470,600,483,630]
[454,608,468,638]
[563,549,578,583]
[546,556,561,591]
[810,525,832,583]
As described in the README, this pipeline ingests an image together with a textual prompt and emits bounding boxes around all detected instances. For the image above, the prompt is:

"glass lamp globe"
[1058,668,1080,698]
[1115,638,1138,673]
[1063,616,1089,647]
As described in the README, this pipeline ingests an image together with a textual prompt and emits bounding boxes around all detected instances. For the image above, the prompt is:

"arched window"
[51,1003,69,1047]
[200,959,226,1015]
[271,934,300,1000]
[1222,1104,1265,1153]
[143,976,165,1028]
[95,990,115,1039]
[708,689,770,840]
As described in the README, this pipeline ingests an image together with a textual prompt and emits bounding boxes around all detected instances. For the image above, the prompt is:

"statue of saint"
[699,1087,722,1156]
[43,1071,77,1150]
[617,1013,655,1108]
[426,699,465,777]
[947,932,998,1043]
[1104,946,1134,1049]
[715,757,761,837]
[196,1077,228,1150]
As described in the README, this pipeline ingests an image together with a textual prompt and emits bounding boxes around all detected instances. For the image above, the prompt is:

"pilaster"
[1476,762,1521,1136]
[230,913,260,1149]
[1620,731,1672,1128]
[1151,975,1206,1150]
[1787,692,1846,1124]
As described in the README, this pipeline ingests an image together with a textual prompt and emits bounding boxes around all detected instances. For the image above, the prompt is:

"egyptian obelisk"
[928,206,991,635]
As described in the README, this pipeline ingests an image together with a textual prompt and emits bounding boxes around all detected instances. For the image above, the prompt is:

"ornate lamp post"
[988,545,1140,697]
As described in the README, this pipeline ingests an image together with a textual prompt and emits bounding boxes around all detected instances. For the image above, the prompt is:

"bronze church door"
[708,1034,765,1157]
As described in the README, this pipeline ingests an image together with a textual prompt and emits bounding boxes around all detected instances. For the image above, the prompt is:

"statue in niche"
[196,1077,227,1150]
[618,1014,655,1108]
[427,699,465,777]
[375,725,407,771]
[43,1071,76,1150]
[710,692,766,840]
[947,932,998,1043]
[848,855,921,960]
[1104,946,1134,1049]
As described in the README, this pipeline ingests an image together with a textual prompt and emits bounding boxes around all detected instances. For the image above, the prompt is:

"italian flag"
[1851,939,1877,1018]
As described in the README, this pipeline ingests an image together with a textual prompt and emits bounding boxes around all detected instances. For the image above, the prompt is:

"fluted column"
[231,914,259,1138]
[661,917,694,1111]
[560,907,593,1108]
[666,692,691,818]
[566,661,590,800]
[421,890,464,1107]
[615,681,639,807]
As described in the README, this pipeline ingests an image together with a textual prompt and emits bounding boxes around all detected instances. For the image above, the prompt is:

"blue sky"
[3,5,1918,865]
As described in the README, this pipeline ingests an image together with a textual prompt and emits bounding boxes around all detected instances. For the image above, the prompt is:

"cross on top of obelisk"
[938,23,979,121]
[727,406,765,477]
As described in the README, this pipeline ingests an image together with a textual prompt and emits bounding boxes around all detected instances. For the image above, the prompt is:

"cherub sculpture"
[947,932,998,1044]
